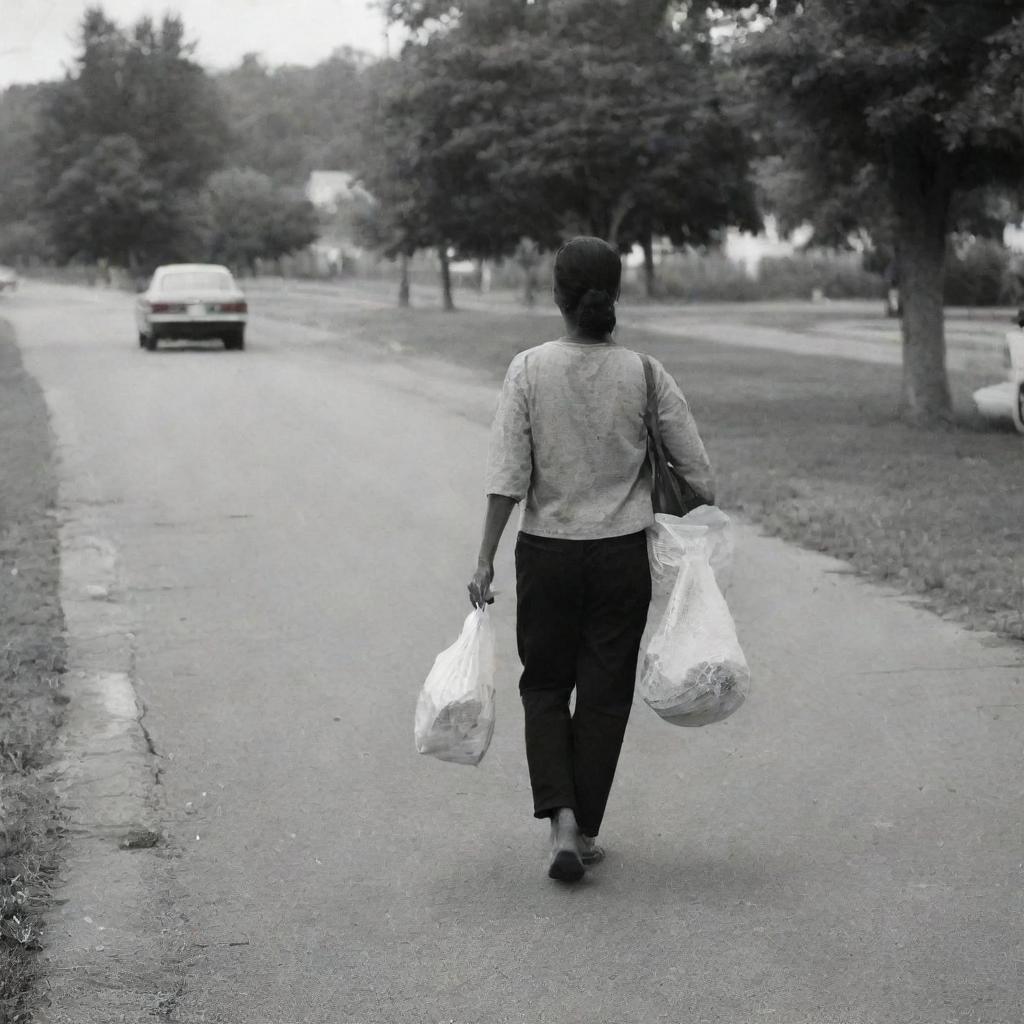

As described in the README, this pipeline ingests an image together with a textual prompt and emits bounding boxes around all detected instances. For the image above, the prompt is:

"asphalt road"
[5,282,1024,1024]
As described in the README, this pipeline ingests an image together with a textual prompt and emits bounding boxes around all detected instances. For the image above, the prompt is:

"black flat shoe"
[548,848,585,882]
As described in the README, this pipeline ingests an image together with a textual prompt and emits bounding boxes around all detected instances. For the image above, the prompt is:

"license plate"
[188,303,205,316]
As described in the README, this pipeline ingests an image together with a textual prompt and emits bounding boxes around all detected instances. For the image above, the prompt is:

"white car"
[973,330,1024,434]
[136,264,247,351]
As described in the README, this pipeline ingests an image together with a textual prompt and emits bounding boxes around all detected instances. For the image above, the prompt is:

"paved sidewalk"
[623,310,1011,375]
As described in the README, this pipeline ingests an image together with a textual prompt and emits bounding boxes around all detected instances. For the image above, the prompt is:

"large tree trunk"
[605,192,633,249]
[892,147,954,425]
[642,232,656,298]
[439,245,455,312]
[590,193,634,247]
[523,266,537,306]
[516,238,539,306]
[398,253,410,308]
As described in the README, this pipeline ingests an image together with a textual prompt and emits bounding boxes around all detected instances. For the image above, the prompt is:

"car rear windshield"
[159,272,234,292]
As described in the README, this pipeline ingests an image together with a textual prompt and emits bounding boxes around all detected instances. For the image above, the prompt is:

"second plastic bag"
[648,505,735,597]
[639,533,750,727]
[414,607,496,765]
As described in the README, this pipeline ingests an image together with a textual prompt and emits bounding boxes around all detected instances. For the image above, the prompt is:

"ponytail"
[576,288,616,336]
[553,237,622,339]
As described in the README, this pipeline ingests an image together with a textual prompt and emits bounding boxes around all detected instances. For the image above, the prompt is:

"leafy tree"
[120,15,226,192]
[0,83,52,263]
[198,168,319,271]
[42,134,166,266]
[34,6,228,269]
[376,0,759,297]
[385,0,677,35]
[264,189,322,260]
[357,47,535,310]
[0,85,46,228]
[733,0,1024,424]
[215,50,371,187]
[354,58,438,306]
[0,221,52,265]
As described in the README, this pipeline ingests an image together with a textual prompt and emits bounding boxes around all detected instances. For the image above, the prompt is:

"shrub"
[760,253,884,300]
[944,238,1012,307]
[620,250,883,302]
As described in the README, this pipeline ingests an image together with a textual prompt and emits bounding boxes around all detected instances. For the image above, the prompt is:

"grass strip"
[0,318,66,1023]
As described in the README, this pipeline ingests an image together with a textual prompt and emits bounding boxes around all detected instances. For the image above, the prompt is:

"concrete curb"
[36,390,183,1022]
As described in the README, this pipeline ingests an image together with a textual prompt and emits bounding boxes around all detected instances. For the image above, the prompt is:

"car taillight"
[219,301,247,313]
[150,302,186,313]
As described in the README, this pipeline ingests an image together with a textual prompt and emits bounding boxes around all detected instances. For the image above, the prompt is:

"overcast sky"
[0,0,392,88]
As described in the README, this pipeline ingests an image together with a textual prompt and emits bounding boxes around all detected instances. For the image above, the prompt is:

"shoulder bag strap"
[642,353,710,516]
[641,354,687,515]
[641,353,658,436]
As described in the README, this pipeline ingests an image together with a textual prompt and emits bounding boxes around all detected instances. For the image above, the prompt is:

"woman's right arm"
[469,356,532,606]
[468,494,517,607]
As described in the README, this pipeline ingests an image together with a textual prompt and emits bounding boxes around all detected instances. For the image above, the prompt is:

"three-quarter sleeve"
[484,354,533,501]
[651,357,716,502]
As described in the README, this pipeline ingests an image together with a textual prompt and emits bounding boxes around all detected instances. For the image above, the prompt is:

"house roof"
[306,171,373,209]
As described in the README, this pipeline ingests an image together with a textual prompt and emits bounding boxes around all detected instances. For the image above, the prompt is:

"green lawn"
[259,291,1024,643]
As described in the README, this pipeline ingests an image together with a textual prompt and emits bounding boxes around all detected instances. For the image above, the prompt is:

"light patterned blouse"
[485,339,714,540]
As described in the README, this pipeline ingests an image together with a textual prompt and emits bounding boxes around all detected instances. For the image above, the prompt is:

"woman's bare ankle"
[550,807,580,848]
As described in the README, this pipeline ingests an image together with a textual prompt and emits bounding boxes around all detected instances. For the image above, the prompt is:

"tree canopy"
[360,0,760,303]
[34,8,229,268]
[216,50,371,187]
[42,134,168,266]
[739,0,1024,422]
[24,7,323,272]
[199,168,320,270]
[0,83,52,262]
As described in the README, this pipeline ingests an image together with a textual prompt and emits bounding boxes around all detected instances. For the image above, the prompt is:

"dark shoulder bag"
[641,354,708,517]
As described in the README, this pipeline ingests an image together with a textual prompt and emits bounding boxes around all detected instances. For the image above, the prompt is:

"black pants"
[515,530,652,838]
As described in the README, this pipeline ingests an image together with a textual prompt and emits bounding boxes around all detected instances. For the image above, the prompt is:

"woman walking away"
[467,236,715,883]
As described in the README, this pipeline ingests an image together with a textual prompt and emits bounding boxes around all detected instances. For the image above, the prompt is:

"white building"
[305,171,373,214]
[724,215,813,276]
[304,171,375,274]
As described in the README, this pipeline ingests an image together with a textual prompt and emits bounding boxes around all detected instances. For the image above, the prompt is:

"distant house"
[723,215,813,277]
[1003,223,1024,254]
[304,170,375,274]
[305,171,373,214]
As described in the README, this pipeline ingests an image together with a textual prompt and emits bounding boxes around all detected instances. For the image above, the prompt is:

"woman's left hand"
[468,564,494,608]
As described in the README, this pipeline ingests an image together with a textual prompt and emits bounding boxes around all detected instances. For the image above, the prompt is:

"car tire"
[224,329,245,351]
[143,333,157,351]
[1013,383,1024,435]
[138,332,147,348]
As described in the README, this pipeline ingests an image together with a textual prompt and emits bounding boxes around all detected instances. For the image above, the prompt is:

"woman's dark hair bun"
[553,236,622,338]
[576,287,616,336]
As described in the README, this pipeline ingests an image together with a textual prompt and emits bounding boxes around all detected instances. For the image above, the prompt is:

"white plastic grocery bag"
[639,533,750,727]
[648,505,735,597]
[415,608,496,765]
